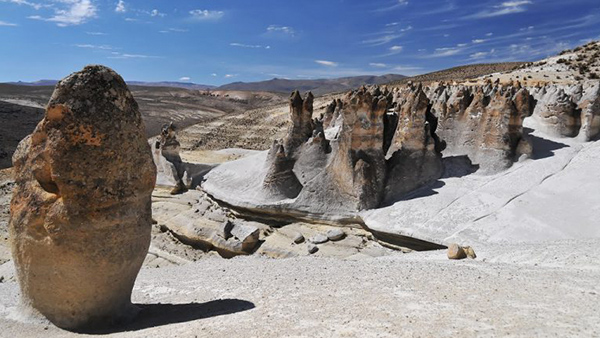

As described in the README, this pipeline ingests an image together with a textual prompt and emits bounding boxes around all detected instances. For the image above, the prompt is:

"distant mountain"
[217,74,407,95]
[5,80,58,86]
[127,81,215,90]
[3,80,215,90]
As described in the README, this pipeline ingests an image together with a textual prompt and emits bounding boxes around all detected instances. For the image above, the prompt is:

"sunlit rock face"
[203,82,537,220]
[426,82,535,173]
[528,81,600,141]
[9,65,156,330]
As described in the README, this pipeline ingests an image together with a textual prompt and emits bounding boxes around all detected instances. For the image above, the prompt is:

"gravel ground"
[0,239,598,337]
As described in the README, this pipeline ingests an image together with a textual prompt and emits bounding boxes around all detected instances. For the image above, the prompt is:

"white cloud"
[486,32,493,36]
[86,31,105,35]
[469,51,488,59]
[362,34,401,46]
[27,0,97,27]
[467,0,532,19]
[430,47,462,57]
[472,39,486,44]
[315,60,338,67]
[150,9,165,17]
[75,44,113,50]
[400,25,413,32]
[115,0,125,13]
[369,63,387,68]
[457,43,468,47]
[0,0,48,10]
[373,0,409,12]
[108,52,161,59]
[389,45,403,51]
[0,20,17,26]
[230,42,263,49]
[211,73,217,77]
[189,9,224,20]
[266,25,295,36]
[386,22,399,27]
[179,77,191,81]
[224,74,237,78]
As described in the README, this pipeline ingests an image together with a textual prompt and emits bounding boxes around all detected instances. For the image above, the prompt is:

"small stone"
[326,228,345,241]
[307,244,319,254]
[309,234,328,244]
[464,246,477,259]
[447,243,467,260]
[292,232,305,244]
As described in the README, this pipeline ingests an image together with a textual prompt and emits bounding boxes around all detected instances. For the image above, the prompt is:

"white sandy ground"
[0,239,599,337]
[362,121,600,247]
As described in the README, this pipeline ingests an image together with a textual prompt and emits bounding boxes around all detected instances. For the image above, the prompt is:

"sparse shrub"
[590,73,599,79]
[574,75,583,81]
[557,58,567,64]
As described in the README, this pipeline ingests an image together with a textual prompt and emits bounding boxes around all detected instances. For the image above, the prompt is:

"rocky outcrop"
[528,81,600,140]
[203,82,533,219]
[428,82,535,173]
[151,122,188,194]
[384,85,444,203]
[9,65,156,330]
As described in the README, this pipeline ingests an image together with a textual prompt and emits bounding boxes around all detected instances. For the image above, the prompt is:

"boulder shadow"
[523,128,569,160]
[382,155,479,206]
[182,162,217,189]
[86,299,255,334]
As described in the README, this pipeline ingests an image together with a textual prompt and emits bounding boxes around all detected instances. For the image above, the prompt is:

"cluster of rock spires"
[259,81,537,211]
[528,82,600,140]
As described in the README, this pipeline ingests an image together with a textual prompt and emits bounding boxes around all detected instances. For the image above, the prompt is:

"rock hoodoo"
[9,65,156,330]
[151,122,188,194]
[528,82,600,140]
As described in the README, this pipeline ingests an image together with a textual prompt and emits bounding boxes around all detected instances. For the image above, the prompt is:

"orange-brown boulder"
[9,65,156,330]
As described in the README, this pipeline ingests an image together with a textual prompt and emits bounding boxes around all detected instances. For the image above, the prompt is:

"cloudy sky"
[1,0,599,85]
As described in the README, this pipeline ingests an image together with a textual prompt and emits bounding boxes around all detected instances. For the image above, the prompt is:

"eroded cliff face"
[262,85,445,211]
[204,82,543,218]
[425,82,535,173]
[528,81,600,140]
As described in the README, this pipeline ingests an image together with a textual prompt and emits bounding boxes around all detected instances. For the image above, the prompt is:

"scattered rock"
[464,246,477,259]
[447,243,477,260]
[310,234,329,244]
[447,243,467,260]
[292,232,305,244]
[9,65,156,330]
[326,228,346,241]
[307,243,319,254]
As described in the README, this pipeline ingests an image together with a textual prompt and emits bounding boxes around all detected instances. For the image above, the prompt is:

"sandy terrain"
[0,239,599,337]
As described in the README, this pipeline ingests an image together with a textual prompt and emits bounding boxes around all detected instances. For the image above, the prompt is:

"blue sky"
[1,0,599,85]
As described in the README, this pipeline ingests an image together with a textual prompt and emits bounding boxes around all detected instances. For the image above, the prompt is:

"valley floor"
[1,239,599,337]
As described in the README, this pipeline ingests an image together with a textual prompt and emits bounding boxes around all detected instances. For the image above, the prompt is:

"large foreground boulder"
[9,65,156,330]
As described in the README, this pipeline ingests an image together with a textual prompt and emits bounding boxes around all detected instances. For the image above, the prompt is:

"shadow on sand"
[86,299,255,334]
[382,155,479,206]
[523,128,569,160]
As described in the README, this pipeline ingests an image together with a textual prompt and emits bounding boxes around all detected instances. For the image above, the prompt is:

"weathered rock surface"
[150,123,212,192]
[384,85,444,202]
[447,243,467,259]
[426,82,535,173]
[528,81,600,140]
[9,65,156,330]
[326,228,346,241]
[203,83,532,220]
[153,190,261,257]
